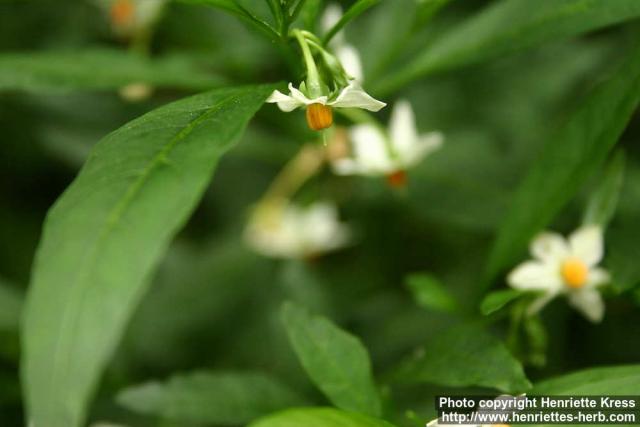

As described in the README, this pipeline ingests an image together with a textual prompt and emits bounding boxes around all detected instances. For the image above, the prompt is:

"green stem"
[292,29,322,97]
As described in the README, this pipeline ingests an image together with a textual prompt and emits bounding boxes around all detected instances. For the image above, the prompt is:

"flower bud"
[306,103,333,131]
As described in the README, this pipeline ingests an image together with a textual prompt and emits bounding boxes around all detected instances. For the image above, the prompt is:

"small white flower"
[332,100,443,180]
[245,201,350,259]
[508,225,610,322]
[266,82,385,113]
[321,3,364,82]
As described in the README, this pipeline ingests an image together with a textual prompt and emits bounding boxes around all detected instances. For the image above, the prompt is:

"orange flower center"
[561,257,588,289]
[386,170,407,188]
[492,424,511,427]
[306,103,333,131]
[110,0,135,26]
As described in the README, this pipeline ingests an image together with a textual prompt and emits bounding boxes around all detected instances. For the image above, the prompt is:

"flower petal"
[587,267,610,288]
[530,232,569,263]
[289,82,327,106]
[336,45,364,82]
[265,89,304,112]
[569,225,604,266]
[402,131,444,168]
[303,202,350,251]
[321,3,343,38]
[389,100,418,157]
[329,83,386,111]
[345,124,395,174]
[567,288,605,323]
[507,261,562,291]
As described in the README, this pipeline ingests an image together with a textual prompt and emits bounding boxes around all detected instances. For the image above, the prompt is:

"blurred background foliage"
[1,0,640,426]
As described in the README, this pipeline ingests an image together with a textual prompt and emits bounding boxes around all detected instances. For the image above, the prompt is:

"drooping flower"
[321,3,364,82]
[266,82,386,130]
[507,225,610,322]
[331,100,443,186]
[266,27,385,131]
[244,201,350,259]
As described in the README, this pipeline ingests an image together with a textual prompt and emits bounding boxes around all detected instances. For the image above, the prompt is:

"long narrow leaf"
[21,83,277,427]
[0,49,224,93]
[378,0,640,94]
[485,40,640,287]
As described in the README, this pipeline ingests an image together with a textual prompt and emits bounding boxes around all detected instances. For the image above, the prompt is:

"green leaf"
[248,407,396,427]
[21,83,277,427]
[179,0,280,41]
[522,366,640,426]
[281,302,382,417]
[0,278,22,332]
[415,0,453,26]
[485,40,640,287]
[531,364,640,394]
[394,323,532,393]
[323,0,381,45]
[117,371,305,425]
[378,0,640,94]
[0,49,224,93]
[405,273,458,313]
[583,150,626,227]
[480,289,523,315]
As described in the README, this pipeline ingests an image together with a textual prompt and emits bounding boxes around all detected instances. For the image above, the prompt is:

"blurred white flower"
[508,225,610,322]
[118,82,153,102]
[332,100,443,185]
[321,3,364,82]
[245,201,350,259]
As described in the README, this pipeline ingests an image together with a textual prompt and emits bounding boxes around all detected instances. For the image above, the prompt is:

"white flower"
[244,201,350,259]
[507,225,610,322]
[321,3,364,82]
[266,82,385,113]
[332,100,443,178]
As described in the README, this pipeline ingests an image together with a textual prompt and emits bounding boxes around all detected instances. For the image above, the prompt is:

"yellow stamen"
[561,257,588,289]
[306,103,333,131]
[492,424,511,427]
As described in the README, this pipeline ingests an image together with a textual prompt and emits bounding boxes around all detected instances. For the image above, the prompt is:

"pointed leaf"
[485,40,640,286]
[0,49,224,93]
[394,323,531,393]
[531,365,640,394]
[582,150,625,228]
[248,407,396,427]
[378,0,640,94]
[480,289,523,315]
[281,302,382,417]
[117,371,305,425]
[21,83,277,427]
[406,273,458,313]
